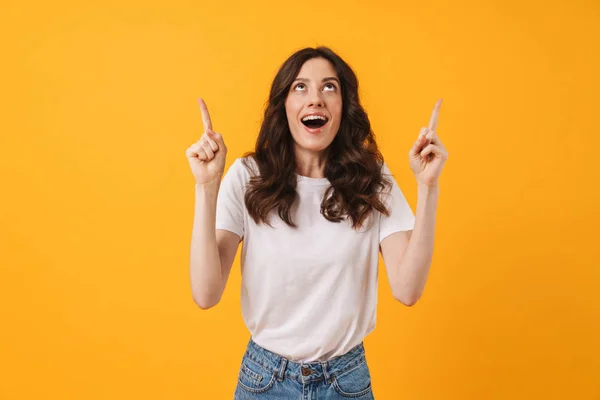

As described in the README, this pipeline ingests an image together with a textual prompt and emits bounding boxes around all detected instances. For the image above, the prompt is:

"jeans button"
[301,367,311,376]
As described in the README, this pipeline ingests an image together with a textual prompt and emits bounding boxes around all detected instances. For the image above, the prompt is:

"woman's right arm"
[190,182,240,309]
[186,99,240,309]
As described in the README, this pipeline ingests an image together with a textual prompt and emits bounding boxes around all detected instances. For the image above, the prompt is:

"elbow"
[394,291,421,307]
[192,293,220,310]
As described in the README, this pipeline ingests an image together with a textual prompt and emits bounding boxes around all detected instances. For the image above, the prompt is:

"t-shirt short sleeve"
[215,158,247,239]
[379,162,416,242]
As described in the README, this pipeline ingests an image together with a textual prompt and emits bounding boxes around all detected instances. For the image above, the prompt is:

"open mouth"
[301,114,329,129]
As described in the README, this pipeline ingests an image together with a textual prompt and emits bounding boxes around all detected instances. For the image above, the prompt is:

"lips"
[300,112,329,131]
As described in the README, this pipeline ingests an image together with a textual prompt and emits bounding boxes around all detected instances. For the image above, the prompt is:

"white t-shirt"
[216,157,415,362]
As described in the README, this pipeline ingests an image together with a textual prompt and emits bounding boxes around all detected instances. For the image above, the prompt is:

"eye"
[323,83,337,92]
[293,83,306,91]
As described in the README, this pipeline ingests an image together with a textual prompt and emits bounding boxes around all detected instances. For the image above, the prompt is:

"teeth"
[302,115,327,122]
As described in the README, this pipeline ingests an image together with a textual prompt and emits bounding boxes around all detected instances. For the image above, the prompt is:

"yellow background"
[1,0,599,398]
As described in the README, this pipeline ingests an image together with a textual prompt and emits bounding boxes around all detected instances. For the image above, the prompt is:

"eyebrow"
[293,77,340,84]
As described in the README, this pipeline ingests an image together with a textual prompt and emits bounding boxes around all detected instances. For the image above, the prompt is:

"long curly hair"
[243,46,391,229]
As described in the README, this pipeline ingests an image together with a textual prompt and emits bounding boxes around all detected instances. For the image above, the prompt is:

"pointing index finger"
[428,98,443,131]
[197,98,213,132]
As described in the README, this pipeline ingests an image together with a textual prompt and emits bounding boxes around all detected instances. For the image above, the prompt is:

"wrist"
[417,183,439,194]
[195,180,221,197]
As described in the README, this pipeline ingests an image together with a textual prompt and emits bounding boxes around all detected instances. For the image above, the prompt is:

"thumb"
[409,128,427,158]
[206,129,225,146]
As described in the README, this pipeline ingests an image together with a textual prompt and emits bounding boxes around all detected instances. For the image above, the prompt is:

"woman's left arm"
[380,99,448,306]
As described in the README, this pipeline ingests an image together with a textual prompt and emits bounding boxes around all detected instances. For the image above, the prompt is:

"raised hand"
[186,99,227,185]
[408,99,449,187]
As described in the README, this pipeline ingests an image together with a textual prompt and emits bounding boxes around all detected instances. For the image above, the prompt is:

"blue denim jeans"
[234,338,375,399]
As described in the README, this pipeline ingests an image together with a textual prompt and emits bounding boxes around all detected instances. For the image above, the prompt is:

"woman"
[186,46,448,399]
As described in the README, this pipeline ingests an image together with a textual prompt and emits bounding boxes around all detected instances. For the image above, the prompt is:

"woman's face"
[285,57,342,156]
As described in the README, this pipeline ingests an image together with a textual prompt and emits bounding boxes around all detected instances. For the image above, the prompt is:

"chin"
[292,133,336,154]
[292,126,338,152]
[299,143,330,153]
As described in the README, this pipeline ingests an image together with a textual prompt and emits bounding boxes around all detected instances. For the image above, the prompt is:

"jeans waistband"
[243,338,367,384]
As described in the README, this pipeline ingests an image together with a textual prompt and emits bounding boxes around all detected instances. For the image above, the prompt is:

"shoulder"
[378,161,396,194]
[239,155,259,176]
[376,161,412,207]
[380,161,392,177]
[223,156,259,184]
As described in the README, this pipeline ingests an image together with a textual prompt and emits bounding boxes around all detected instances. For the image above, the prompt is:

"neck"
[294,146,328,178]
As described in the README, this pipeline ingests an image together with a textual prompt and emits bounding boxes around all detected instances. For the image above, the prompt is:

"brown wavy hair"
[243,46,391,229]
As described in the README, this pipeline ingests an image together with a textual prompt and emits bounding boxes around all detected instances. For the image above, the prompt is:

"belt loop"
[320,361,332,385]
[277,358,288,382]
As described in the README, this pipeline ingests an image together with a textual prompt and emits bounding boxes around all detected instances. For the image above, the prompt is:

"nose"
[307,90,324,108]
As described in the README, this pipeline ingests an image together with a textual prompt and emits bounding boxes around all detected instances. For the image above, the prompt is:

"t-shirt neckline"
[296,174,330,186]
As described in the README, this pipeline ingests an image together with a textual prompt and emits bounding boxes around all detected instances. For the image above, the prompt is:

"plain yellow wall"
[1,0,599,398]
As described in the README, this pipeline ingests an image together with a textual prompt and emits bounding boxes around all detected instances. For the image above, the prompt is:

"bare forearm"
[190,182,224,307]
[396,184,439,304]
